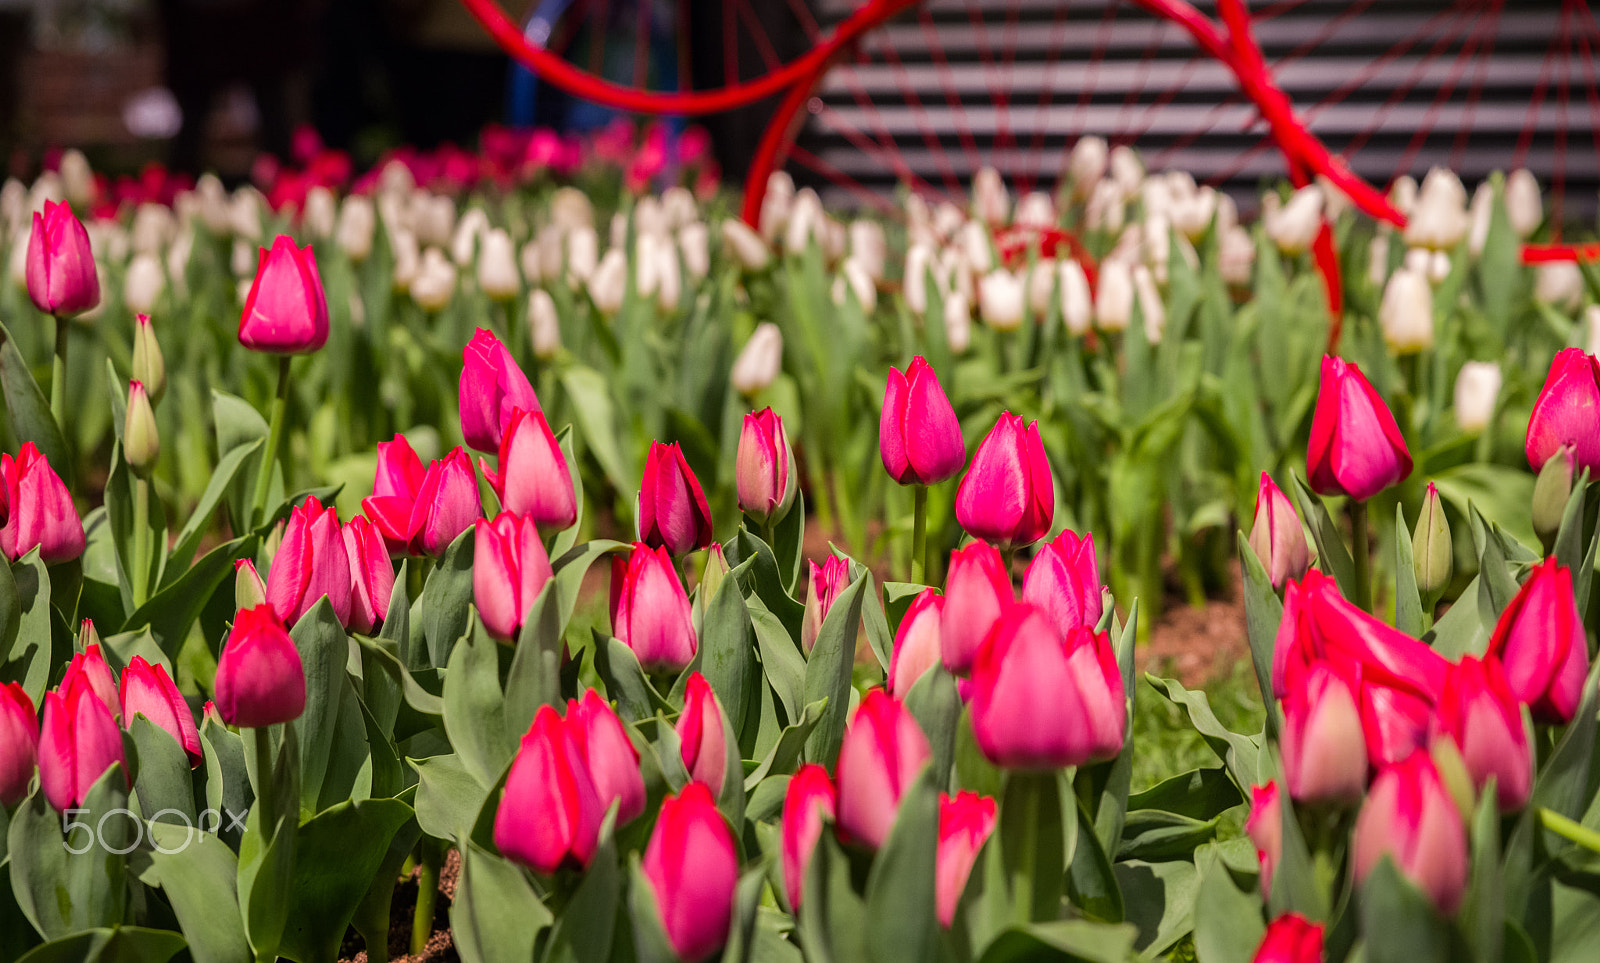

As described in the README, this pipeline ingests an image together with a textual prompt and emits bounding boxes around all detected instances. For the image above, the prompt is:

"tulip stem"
[250,726,275,843]
[911,485,928,583]
[1539,807,1600,856]
[250,356,294,528]
[411,839,443,955]
[132,476,151,608]
[1349,499,1372,612]
[50,315,68,452]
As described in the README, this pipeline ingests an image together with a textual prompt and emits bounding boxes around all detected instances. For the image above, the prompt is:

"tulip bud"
[781,763,836,909]
[1536,261,1583,311]
[482,408,576,533]
[1307,356,1412,501]
[1526,348,1600,475]
[473,511,553,642]
[26,199,100,317]
[721,218,771,271]
[335,196,375,262]
[1352,752,1469,914]
[119,656,202,767]
[411,449,481,557]
[411,248,457,311]
[38,681,126,812]
[730,322,783,397]
[238,235,329,354]
[887,589,943,698]
[1024,531,1101,635]
[955,221,992,275]
[1067,136,1109,196]
[130,314,166,404]
[1059,259,1093,335]
[832,256,877,313]
[1505,169,1542,239]
[0,681,38,806]
[936,791,997,927]
[971,609,1125,769]
[122,380,160,476]
[1094,258,1133,331]
[1281,661,1367,804]
[1251,914,1323,963]
[1014,191,1055,230]
[975,268,1024,332]
[676,672,727,795]
[1411,483,1452,601]
[940,541,1011,674]
[697,543,730,616]
[679,222,710,280]
[1264,186,1323,255]
[1,442,86,563]
[944,289,973,354]
[588,249,626,315]
[1453,361,1501,434]
[1379,267,1434,354]
[343,515,394,636]
[567,689,645,824]
[565,225,599,287]
[1220,225,1255,286]
[1432,656,1532,812]
[61,642,116,718]
[784,189,822,255]
[736,408,796,527]
[637,442,714,557]
[235,558,267,611]
[124,253,165,316]
[460,327,540,454]
[880,356,966,487]
[611,542,697,673]
[836,689,932,849]
[1403,168,1470,251]
[495,705,604,874]
[473,228,518,301]
[301,186,336,240]
[801,556,852,654]
[971,166,1009,226]
[1532,444,1576,548]
[1487,557,1591,723]
[642,782,738,963]
[955,412,1054,550]
[528,289,562,360]
[1248,473,1312,589]
[265,496,352,626]
[390,229,419,292]
[1246,782,1282,896]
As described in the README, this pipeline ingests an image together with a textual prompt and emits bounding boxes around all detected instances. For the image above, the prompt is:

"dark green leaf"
[802,566,869,766]
[134,824,252,963]
[1290,474,1355,597]
[0,315,71,488]
[451,842,552,963]
[421,526,476,669]
[865,768,940,963]
[279,798,413,963]
[443,620,514,789]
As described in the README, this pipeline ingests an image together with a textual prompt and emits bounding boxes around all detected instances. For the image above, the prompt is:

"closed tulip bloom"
[1432,655,1531,811]
[637,442,714,557]
[27,199,99,317]
[1220,225,1255,286]
[1059,259,1093,335]
[1281,661,1367,804]
[1352,753,1469,914]
[730,322,783,397]
[1379,267,1434,354]
[477,228,520,301]
[643,782,738,963]
[409,449,482,557]
[495,705,604,874]
[944,290,974,354]
[1454,361,1502,434]
[971,609,1125,769]
[721,218,771,271]
[887,589,943,698]
[119,656,202,767]
[1022,529,1103,635]
[484,408,577,533]
[736,408,796,527]
[335,196,375,262]
[235,557,267,611]
[0,682,38,805]
[956,412,1054,550]
[1403,168,1470,251]
[459,327,540,454]
[123,253,165,316]
[131,314,166,403]
[781,763,836,910]
[62,642,117,713]
[679,222,710,280]
[972,166,1010,226]
[801,555,853,654]
[38,682,126,812]
[473,512,553,641]
[1246,782,1283,896]
[1526,348,1600,475]
[1273,570,1448,701]
[940,541,1012,674]
[410,248,457,311]
[238,234,329,354]
[1488,558,1590,723]
[1,443,85,563]
[528,289,562,360]
[567,689,645,824]
[978,269,1025,331]
[1094,258,1134,331]
[1264,186,1323,255]
[1068,136,1109,195]
[265,496,352,626]
[936,791,997,927]
[1535,261,1583,311]
[881,356,966,487]
[1505,168,1543,238]
[215,605,306,727]
[833,256,877,313]
[675,673,728,795]
[1306,355,1412,501]
[588,249,626,315]
[124,380,159,475]
[611,543,697,673]
[836,689,932,849]
[361,435,427,555]
[1252,914,1323,963]
[343,515,394,635]
[1247,473,1312,589]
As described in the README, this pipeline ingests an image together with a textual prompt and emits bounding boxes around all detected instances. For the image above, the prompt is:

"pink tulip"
[801,555,852,654]
[1,443,85,563]
[237,234,329,354]
[887,589,943,698]
[459,327,540,453]
[642,782,738,963]
[26,199,100,317]
[494,705,604,874]
[482,408,577,533]
[781,764,836,910]
[38,681,127,812]
[567,689,645,824]
[119,656,202,767]
[214,605,307,727]
[1488,558,1591,723]
[1357,674,1436,770]
[940,541,1012,675]
[1022,528,1103,635]
[610,542,697,673]
[1526,347,1600,475]
[1246,782,1282,896]
[1432,656,1531,811]
[836,689,932,849]
[61,643,118,715]
[936,791,997,927]
[880,357,966,486]
[1247,473,1311,588]
[955,412,1053,549]
[1281,661,1367,804]
[362,435,427,555]
[970,607,1125,769]
[676,673,728,796]
[1252,914,1323,963]
[0,682,39,806]
[1273,570,1446,704]
[736,408,796,526]
[1352,752,1469,915]
[265,496,352,626]
[1306,355,1412,501]
[411,448,482,557]
[473,512,554,641]
[637,442,714,557]
[343,515,394,635]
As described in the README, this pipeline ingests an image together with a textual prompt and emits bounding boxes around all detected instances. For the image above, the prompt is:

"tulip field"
[2,121,1600,963]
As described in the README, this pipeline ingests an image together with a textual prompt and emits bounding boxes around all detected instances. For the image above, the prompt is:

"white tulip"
[301,186,336,240]
[1170,186,1218,241]
[391,230,420,292]
[550,187,594,232]
[1454,361,1502,433]
[1140,177,1174,222]
[944,290,973,354]
[519,238,543,285]
[378,159,415,198]
[230,188,263,240]
[635,235,662,297]
[1014,191,1056,229]
[166,229,193,296]
[608,212,628,251]
[124,253,166,315]
[27,172,63,212]
[833,256,877,313]
[634,196,668,239]
[1264,186,1323,255]
[1379,267,1434,353]
[1027,261,1056,316]
[653,238,682,312]
[1317,176,1352,223]
[1586,305,1600,357]
[721,218,771,270]
[1368,233,1391,286]
[478,228,521,301]
[662,186,698,230]
[537,224,565,280]
[59,149,94,208]
[231,238,257,279]
[174,189,200,232]
[1,179,26,235]
[412,248,458,311]
[1467,181,1493,259]
[903,242,936,316]
[86,220,128,266]
[236,278,253,303]
[1220,226,1255,286]
[1427,250,1451,286]
[1536,261,1584,311]
[1403,246,1431,276]
[1505,169,1542,239]
[1095,259,1134,332]
[932,202,965,243]
[1134,265,1165,342]
[820,216,848,265]
[1403,168,1469,251]
[1109,146,1144,196]
[679,222,710,280]
[589,249,627,315]
[1144,214,1173,285]
[1059,259,1092,335]
[1068,136,1109,197]
[1109,223,1144,266]
[131,203,175,255]
[978,268,1025,331]
[336,196,375,262]
[7,229,27,287]
[957,220,993,274]
[190,174,229,235]
[972,166,1009,226]
[785,188,822,255]
[943,247,974,304]
[529,289,562,360]
[1215,193,1239,237]
[1086,179,1126,233]
[849,220,887,280]
[451,208,489,266]
[1388,175,1418,215]
[759,171,795,243]
[566,226,599,286]
[730,322,784,395]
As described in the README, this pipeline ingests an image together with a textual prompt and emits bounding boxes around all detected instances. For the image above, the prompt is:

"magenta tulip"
[1432,656,1531,811]
[880,357,966,486]
[459,327,540,453]
[887,588,943,698]
[940,541,1012,675]
[1273,570,1446,704]
[1252,914,1324,963]
[801,555,852,654]
[1,443,85,563]
[1281,661,1367,804]
[836,689,932,849]
[0,682,39,806]
[1306,355,1412,501]
[1022,528,1103,635]
[237,234,329,354]
[610,542,697,673]
[265,496,352,626]
[214,605,307,727]
[936,791,997,927]
[642,782,738,963]
[61,643,117,715]
[343,515,394,635]
[970,607,1125,769]
[26,199,100,317]
[1248,473,1311,588]
[637,441,714,557]
[676,672,728,795]
[567,689,645,824]
[1246,782,1282,896]
[473,512,554,641]
[1357,672,1437,770]
[38,682,127,812]
[736,408,796,526]
[482,408,577,532]
[1526,347,1600,475]
[781,763,836,910]
[1352,752,1469,915]
[494,704,604,874]
[955,412,1053,549]
[362,434,427,556]
[119,656,202,767]
[1488,558,1591,723]
[413,448,482,557]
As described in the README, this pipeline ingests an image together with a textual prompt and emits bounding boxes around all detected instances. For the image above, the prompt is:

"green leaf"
[451,842,552,963]
[592,633,670,725]
[502,579,567,741]
[549,425,587,559]
[798,830,868,963]
[1191,843,1264,963]
[0,314,72,488]
[1394,503,1424,638]
[725,533,805,639]
[413,753,487,845]
[865,767,940,963]
[65,764,132,932]
[197,716,250,851]
[211,390,270,534]
[1429,574,1490,660]
[720,866,774,963]
[420,526,476,669]
[802,565,869,766]
[743,699,826,791]
[1115,810,1220,861]
[560,366,635,498]
[1067,791,1123,923]
[13,927,188,963]
[1290,474,1356,597]
[3,552,56,705]
[1358,857,1450,963]
[1127,768,1241,821]
[237,728,299,963]
[1461,787,1503,963]
[972,920,1140,963]
[104,444,168,611]
[904,666,963,792]
[134,823,252,963]
[1147,675,1260,792]
[162,438,261,582]
[288,598,349,813]
[998,771,1069,926]
[127,716,196,825]
[122,534,256,662]
[443,619,515,789]
[626,855,683,963]
[279,798,413,963]
[542,818,620,963]
[1531,659,1600,820]
[748,598,805,721]
[8,786,71,938]
[1114,859,1199,957]
[697,571,758,748]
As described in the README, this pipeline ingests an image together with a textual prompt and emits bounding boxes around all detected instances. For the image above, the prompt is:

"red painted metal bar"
[740,59,825,226]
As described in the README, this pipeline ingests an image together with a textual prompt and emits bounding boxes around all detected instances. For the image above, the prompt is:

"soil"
[1137,565,1250,689]
[339,849,462,963]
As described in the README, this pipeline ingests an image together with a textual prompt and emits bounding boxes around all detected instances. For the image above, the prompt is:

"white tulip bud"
[1086,179,1126,233]
[634,196,668,239]
[933,202,965,243]
[785,188,823,255]
[378,159,415,198]
[759,171,795,243]
[1454,361,1502,434]
[1144,214,1173,285]
[230,188,263,240]
[1109,145,1144,195]
[336,196,375,262]
[944,290,973,354]
[849,220,887,280]
[730,322,784,395]
[124,253,166,316]
[820,216,847,265]
[1379,267,1435,354]
[903,243,937,317]
[424,194,457,248]
[7,229,27,287]
[1170,186,1218,241]
[1403,168,1469,251]
[1220,226,1255,286]
[566,226,599,286]
[166,229,193,296]
[1388,175,1418,215]
[536,224,564,280]
[1587,305,1600,357]
[412,247,458,311]
[1536,261,1584,311]
[833,256,877,313]
[1134,264,1165,342]
[653,238,682,312]
[1505,169,1542,239]
[972,166,1010,226]
[1069,136,1109,197]
[551,187,594,232]
[1467,181,1493,259]
[906,193,933,242]
[301,186,336,240]
[958,220,993,274]
[1027,261,1055,316]
[608,212,628,251]
[978,268,1025,331]
[721,218,771,271]
[1141,177,1174,223]
[231,238,257,279]
[1264,186,1324,255]
[451,208,488,266]
[1059,259,1092,335]
[1368,232,1391,287]
[529,288,562,360]
[478,228,521,301]
[679,222,710,280]
[1095,258,1134,332]
[589,249,627,315]
[662,186,698,230]
[1427,250,1451,286]
[519,238,543,284]
[391,230,420,292]
[1014,191,1056,229]
[59,149,94,208]
[131,203,175,255]
[1317,176,1352,223]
